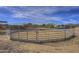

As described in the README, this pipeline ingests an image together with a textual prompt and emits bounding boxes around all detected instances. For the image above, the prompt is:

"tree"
[46,24,54,28]
[23,23,33,29]
[41,24,46,28]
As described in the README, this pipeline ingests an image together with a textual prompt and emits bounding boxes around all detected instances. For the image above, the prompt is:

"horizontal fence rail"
[10,29,75,43]
[0,30,9,35]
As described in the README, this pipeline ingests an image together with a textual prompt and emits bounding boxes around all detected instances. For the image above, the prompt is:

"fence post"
[18,26,20,40]
[36,30,38,40]
[27,31,28,40]
[73,28,75,36]
[48,29,49,41]
[64,29,66,40]
[9,29,11,40]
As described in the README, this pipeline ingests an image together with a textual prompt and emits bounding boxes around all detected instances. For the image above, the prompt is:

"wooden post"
[9,28,11,40]
[18,26,20,40]
[27,31,28,40]
[48,29,50,41]
[64,29,66,40]
[36,30,38,40]
[73,28,75,36]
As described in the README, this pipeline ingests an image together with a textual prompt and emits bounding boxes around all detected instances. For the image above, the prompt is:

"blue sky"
[0,6,79,25]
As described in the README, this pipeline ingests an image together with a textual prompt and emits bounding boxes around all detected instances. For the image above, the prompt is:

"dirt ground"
[0,27,79,53]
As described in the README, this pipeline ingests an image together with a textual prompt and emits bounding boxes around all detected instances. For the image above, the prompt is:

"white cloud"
[11,7,64,21]
[1,6,79,24]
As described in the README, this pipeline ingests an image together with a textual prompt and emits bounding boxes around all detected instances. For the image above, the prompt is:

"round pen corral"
[10,28,75,43]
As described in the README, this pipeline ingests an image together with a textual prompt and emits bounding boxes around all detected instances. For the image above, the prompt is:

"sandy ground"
[0,27,79,53]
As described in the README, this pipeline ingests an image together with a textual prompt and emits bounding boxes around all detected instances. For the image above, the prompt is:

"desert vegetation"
[10,23,78,30]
